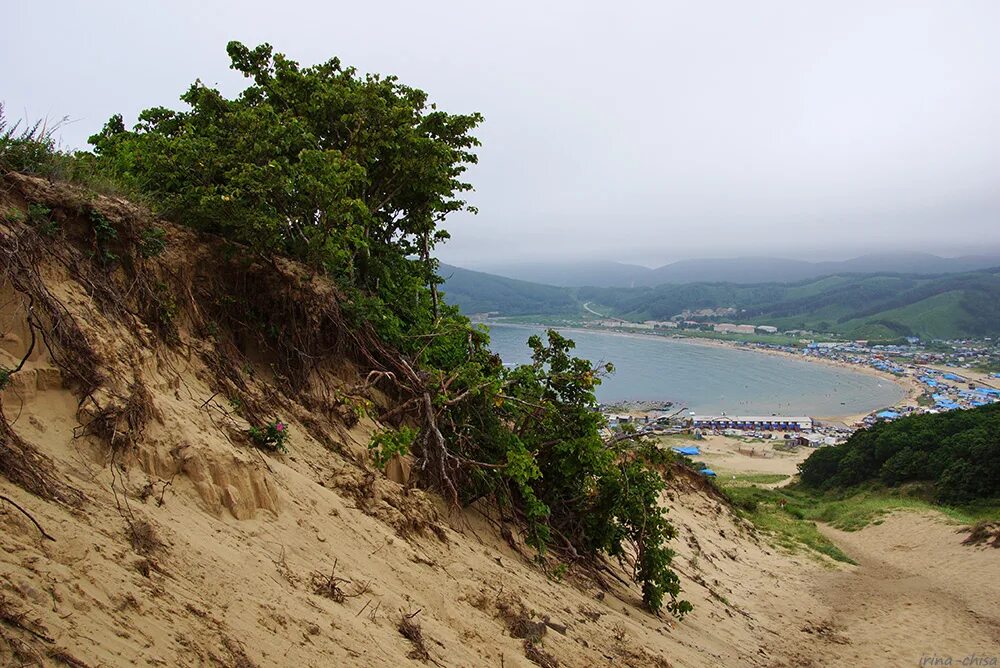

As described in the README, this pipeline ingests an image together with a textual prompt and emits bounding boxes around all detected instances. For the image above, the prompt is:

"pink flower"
[275,422,285,432]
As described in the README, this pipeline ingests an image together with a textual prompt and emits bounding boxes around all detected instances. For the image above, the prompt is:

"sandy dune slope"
[0,176,995,667]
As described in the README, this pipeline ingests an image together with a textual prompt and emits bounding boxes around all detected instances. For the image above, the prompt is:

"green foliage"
[799,404,1000,504]
[717,483,856,563]
[139,226,167,258]
[248,419,289,454]
[368,426,416,469]
[27,203,50,224]
[431,328,690,615]
[0,367,10,390]
[90,41,482,300]
[26,203,60,236]
[88,210,119,265]
[0,105,130,195]
[724,473,790,485]
[151,281,178,331]
[722,480,999,538]
[0,104,61,174]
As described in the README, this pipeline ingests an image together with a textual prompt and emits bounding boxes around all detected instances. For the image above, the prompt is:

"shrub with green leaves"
[26,203,60,236]
[369,426,416,469]
[248,419,289,454]
[0,104,60,174]
[799,403,1000,504]
[139,226,167,258]
[89,41,481,305]
[424,328,690,616]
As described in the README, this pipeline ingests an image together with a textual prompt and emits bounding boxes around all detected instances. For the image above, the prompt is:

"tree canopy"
[799,403,1000,504]
[90,41,482,296]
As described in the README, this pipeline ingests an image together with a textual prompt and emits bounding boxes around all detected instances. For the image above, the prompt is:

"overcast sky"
[5,1,1000,267]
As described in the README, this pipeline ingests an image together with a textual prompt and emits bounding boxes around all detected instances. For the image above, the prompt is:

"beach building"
[756,325,778,334]
[714,323,756,334]
[692,415,814,431]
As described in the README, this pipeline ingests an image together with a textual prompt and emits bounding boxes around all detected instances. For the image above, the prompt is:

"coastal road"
[582,302,607,318]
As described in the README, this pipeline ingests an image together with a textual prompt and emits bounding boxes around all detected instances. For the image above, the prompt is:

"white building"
[714,323,756,334]
[692,415,814,431]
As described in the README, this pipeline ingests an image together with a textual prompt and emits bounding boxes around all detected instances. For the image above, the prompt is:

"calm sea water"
[485,324,906,416]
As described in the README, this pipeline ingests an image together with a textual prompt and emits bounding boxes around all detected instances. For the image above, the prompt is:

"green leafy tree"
[424,329,690,615]
[799,403,1000,504]
[90,41,482,307]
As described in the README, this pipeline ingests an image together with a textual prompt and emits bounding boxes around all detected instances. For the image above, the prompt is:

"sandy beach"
[682,433,812,479]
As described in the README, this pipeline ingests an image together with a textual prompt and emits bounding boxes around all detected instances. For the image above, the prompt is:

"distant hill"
[442,263,1000,339]
[438,263,580,315]
[582,269,1000,339]
[471,252,1000,287]
[473,260,652,287]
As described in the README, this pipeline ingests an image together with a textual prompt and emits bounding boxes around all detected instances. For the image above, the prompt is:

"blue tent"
[699,468,717,477]
[943,373,965,381]
[672,446,701,456]
[876,410,900,419]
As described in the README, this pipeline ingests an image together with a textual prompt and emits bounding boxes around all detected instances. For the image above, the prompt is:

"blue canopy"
[699,468,717,477]
[672,446,701,456]
[876,410,900,419]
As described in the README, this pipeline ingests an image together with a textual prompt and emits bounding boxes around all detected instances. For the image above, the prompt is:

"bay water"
[485,324,906,417]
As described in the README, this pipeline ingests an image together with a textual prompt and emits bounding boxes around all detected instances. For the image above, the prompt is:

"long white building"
[692,415,814,431]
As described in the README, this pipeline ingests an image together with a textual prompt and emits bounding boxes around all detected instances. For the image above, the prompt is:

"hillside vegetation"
[799,403,1000,504]
[0,173,747,667]
[443,266,1000,339]
[475,253,1000,287]
[439,263,580,315]
[1,41,692,622]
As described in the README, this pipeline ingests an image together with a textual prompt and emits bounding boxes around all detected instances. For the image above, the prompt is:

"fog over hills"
[473,252,1000,287]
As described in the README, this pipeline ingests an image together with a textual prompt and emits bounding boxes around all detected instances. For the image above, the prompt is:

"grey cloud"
[4,0,998,266]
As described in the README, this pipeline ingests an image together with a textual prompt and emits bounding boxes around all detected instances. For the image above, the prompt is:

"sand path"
[771,513,1000,666]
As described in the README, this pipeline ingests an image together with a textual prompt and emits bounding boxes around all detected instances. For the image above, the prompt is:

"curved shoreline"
[481,320,916,423]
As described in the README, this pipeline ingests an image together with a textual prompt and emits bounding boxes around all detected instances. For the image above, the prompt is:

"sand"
[684,434,811,479]
[792,514,1000,665]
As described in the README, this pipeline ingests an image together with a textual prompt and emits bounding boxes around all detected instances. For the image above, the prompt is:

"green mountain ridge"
[441,264,1000,339]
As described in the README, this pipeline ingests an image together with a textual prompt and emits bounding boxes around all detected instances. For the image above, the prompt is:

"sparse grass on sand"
[787,490,1000,531]
[717,480,1000,565]
[719,482,855,564]
[724,473,790,486]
